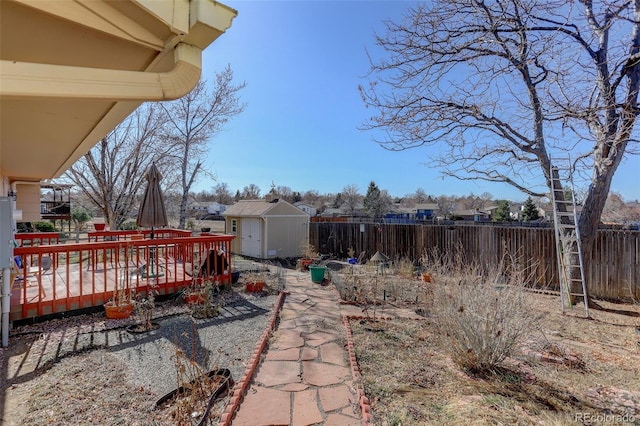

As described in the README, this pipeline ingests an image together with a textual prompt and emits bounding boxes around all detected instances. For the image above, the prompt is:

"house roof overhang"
[0,0,236,185]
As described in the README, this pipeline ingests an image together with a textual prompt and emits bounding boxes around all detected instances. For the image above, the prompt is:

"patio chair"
[198,249,229,278]
[11,255,46,298]
[185,249,229,280]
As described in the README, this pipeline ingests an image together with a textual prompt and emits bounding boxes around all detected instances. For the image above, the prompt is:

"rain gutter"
[0,42,202,101]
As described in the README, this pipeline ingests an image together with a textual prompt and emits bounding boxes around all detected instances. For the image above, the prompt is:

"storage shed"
[222,199,310,259]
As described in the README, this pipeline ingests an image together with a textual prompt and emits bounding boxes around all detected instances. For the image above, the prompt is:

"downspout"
[2,270,9,347]
[5,185,17,346]
[263,216,268,259]
[1,197,14,347]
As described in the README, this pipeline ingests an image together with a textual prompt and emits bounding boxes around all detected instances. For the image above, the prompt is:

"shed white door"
[241,218,261,258]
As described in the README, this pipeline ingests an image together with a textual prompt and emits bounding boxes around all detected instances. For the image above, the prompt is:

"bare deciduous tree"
[241,184,261,199]
[213,182,234,205]
[303,190,321,206]
[275,185,294,202]
[160,65,246,228]
[360,0,639,300]
[341,184,361,216]
[64,105,169,228]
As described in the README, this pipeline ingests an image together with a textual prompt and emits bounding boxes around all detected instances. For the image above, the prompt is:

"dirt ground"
[350,288,640,425]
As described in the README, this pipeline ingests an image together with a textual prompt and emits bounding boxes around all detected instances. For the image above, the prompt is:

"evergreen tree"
[333,192,343,208]
[363,181,392,218]
[364,181,381,217]
[521,197,541,221]
[493,200,513,222]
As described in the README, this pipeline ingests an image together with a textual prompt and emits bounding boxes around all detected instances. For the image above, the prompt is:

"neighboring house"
[294,202,317,217]
[223,199,310,259]
[414,203,440,221]
[385,206,414,222]
[207,202,228,215]
[319,208,343,218]
[1,0,237,223]
[450,209,492,222]
[189,202,210,218]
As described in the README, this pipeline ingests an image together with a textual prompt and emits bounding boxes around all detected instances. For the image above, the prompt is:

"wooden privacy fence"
[310,223,639,302]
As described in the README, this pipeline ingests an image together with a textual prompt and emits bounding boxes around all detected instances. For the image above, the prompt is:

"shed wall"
[265,216,309,258]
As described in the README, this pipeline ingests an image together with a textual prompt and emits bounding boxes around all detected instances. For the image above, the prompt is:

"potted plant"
[299,243,318,271]
[244,270,267,292]
[184,276,225,303]
[93,217,107,231]
[419,248,438,283]
[104,282,134,319]
[129,285,159,332]
[184,277,210,305]
[190,280,224,319]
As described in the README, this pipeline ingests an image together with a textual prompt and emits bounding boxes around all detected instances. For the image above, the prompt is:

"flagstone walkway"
[228,270,362,426]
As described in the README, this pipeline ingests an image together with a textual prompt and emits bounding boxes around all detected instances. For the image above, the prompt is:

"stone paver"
[265,347,299,361]
[325,413,362,426]
[229,270,362,425]
[256,360,301,387]
[232,386,291,426]
[319,384,357,412]
[292,389,323,425]
[302,361,351,386]
[320,342,348,366]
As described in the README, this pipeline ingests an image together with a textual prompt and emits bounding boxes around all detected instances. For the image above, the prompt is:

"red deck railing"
[10,230,235,321]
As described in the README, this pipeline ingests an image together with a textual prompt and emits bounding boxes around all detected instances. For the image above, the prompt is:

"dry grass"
[348,277,640,425]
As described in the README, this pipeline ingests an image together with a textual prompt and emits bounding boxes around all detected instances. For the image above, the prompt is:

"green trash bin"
[309,265,326,283]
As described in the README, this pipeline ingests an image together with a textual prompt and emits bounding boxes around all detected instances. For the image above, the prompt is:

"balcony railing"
[9,230,235,321]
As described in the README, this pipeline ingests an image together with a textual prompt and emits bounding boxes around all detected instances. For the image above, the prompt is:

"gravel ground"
[1,290,279,425]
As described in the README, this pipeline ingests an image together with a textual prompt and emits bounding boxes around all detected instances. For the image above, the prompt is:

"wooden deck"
[8,231,235,322]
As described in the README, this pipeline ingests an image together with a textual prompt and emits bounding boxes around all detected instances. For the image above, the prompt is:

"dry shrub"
[394,256,416,279]
[433,260,539,373]
[167,323,222,423]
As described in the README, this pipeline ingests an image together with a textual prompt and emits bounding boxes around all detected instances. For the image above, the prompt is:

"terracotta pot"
[185,292,206,305]
[246,281,265,292]
[300,258,313,271]
[421,274,432,283]
[104,301,133,319]
[94,223,106,231]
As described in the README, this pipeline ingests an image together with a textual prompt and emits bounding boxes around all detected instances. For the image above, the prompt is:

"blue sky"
[198,0,639,202]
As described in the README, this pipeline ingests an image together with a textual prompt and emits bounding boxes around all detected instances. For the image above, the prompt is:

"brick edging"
[343,315,373,425]
[218,290,288,426]
[330,281,373,424]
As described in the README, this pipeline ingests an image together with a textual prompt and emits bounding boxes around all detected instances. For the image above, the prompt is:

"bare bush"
[432,262,539,372]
